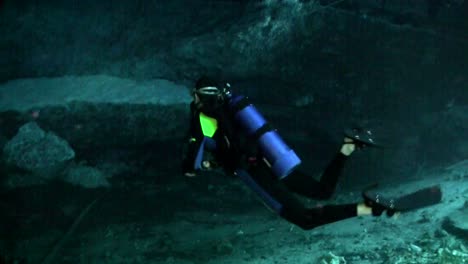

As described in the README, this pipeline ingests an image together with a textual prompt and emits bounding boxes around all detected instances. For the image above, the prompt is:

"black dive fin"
[363,185,442,213]
[392,185,442,212]
[344,127,383,148]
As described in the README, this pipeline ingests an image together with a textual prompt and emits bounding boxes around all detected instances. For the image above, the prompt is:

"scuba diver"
[181,76,442,230]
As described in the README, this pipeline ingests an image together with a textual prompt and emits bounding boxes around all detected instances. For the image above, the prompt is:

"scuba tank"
[223,85,301,179]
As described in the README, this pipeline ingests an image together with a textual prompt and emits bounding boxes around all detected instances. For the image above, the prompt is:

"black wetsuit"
[182,102,358,230]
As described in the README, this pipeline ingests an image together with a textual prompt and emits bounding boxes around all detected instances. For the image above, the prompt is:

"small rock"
[321,252,346,264]
[409,244,422,253]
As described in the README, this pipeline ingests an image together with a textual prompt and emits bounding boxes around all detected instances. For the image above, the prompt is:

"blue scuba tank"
[226,93,301,179]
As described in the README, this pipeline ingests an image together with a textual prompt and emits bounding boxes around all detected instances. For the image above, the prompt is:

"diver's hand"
[202,160,212,169]
[184,172,197,177]
[202,160,219,170]
[340,137,356,156]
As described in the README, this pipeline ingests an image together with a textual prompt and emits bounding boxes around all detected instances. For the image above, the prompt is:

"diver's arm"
[182,139,198,176]
[182,103,201,176]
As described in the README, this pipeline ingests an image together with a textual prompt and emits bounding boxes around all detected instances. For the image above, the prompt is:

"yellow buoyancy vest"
[199,112,218,137]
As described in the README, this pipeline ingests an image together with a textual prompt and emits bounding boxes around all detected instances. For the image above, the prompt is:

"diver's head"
[193,76,225,113]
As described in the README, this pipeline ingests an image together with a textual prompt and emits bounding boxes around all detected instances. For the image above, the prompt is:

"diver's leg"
[283,153,348,199]
[280,202,358,230]
[245,161,358,230]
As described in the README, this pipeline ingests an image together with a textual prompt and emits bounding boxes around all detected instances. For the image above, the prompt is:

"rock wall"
[0,0,467,185]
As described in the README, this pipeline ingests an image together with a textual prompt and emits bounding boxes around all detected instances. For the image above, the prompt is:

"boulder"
[3,122,75,178]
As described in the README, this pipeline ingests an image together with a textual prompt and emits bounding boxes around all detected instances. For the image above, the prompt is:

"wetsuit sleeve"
[181,103,201,174]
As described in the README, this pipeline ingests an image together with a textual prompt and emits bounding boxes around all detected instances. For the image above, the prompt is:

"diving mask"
[195,86,225,112]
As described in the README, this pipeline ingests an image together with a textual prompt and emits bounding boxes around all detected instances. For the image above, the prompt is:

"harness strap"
[194,137,217,170]
[235,169,284,214]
